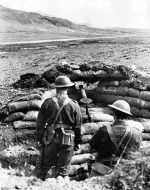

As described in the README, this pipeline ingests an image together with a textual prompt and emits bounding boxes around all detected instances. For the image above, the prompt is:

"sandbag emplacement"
[110,70,126,80]
[8,100,43,113]
[74,143,91,155]
[13,121,37,129]
[81,106,113,116]
[23,111,39,121]
[139,91,150,102]
[97,81,120,87]
[71,153,94,165]
[142,133,150,140]
[4,112,25,123]
[128,88,140,98]
[137,109,150,118]
[82,122,111,134]
[80,71,95,81]
[95,70,109,79]
[131,107,139,116]
[82,123,99,135]
[116,86,129,96]
[104,87,117,95]
[82,134,92,144]
[90,113,114,123]
[12,93,42,102]
[141,121,150,133]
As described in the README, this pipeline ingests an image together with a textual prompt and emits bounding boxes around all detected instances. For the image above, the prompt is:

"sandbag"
[95,70,109,79]
[83,123,99,134]
[74,143,91,155]
[92,93,123,104]
[98,81,120,87]
[8,100,43,113]
[110,70,126,80]
[4,112,25,123]
[82,122,110,134]
[142,133,150,140]
[116,86,129,96]
[137,109,150,118]
[95,86,106,94]
[80,71,95,81]
[69,165,81,176]
[143,102,150,110]
[23,111,39,121]
[128,88,140,98]
[82,134,92,143]
[90,113,114,123]
[81,107,113,115]
[141,121,150,133]
[13,121,37,129]
[89,107,113,115]
[139,91,150,102]
[71,153,94,165]
[69,72,81,81]
[104,87,117,95]
[42,89,56,100]
[14,94,42,101]
[130,107,139,116]
[124,96,146,109]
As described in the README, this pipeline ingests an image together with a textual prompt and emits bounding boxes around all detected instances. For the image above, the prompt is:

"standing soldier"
[32,75,83,180]
[89,100,143,177]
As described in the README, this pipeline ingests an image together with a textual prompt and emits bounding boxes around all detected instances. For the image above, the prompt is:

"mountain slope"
[0,5,149,43]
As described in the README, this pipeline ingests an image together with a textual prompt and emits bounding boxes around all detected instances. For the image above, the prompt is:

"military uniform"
[32,95,82,179]
[90,120,142,166]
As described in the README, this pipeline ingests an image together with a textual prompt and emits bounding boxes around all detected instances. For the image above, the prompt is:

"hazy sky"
[0,0,150,29]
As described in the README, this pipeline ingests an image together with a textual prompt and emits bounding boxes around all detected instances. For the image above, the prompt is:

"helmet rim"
[109,100,132,115]
[54,76,74,88]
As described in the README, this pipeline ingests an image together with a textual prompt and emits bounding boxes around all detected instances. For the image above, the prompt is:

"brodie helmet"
[54,75,74,88]
[109,100,132,115]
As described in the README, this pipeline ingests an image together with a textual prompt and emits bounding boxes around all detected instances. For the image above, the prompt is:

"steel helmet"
[109,100,132,115]
[54,75,74,88]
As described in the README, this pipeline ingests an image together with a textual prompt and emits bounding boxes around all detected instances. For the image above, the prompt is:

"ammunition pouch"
[61,129,75,146]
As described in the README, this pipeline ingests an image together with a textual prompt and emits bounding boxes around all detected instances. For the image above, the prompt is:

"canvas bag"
[91,125,132,175]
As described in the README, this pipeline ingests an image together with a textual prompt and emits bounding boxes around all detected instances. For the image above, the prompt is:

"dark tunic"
[90,120,142,160]
[36,97,82,145]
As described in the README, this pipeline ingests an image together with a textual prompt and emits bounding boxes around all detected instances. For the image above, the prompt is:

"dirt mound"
[1,149,150,190]
[12,63,139,89]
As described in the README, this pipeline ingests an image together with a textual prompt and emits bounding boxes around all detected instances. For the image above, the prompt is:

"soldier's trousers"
[32,138,74,180]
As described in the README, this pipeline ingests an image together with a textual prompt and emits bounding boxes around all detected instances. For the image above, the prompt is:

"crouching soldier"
[89,100,142,177]
[32,75,83,181]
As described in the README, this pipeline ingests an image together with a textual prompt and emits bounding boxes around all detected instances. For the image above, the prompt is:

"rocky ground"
[1,36,150,189]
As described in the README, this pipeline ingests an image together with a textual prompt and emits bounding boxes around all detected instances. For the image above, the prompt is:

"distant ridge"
[0,5,149,43]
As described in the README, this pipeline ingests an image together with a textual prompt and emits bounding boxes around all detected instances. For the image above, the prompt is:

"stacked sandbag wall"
[86,80,150,119]
[69,68,127,83]
[3,89,115,180]
[85,80,150,142]
[3,65,150,180]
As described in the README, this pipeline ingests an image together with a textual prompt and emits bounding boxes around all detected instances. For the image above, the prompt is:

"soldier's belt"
[55,123,71,130]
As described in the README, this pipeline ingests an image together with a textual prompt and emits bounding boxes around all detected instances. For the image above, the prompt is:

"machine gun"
[79,84,92,123]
